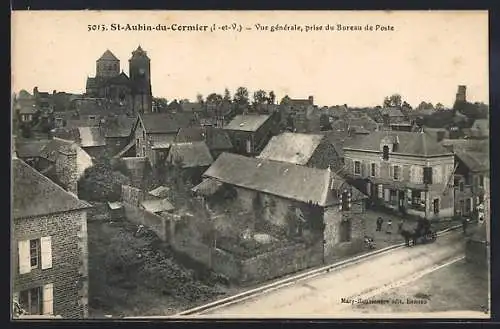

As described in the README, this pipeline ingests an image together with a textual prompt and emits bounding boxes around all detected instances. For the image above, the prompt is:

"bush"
[78,161,131,202]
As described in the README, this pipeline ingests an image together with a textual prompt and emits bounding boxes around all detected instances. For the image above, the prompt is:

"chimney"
[308,96,314,105]
[33,87,39,97]
[55,140,79,195]
[456,85,467,103]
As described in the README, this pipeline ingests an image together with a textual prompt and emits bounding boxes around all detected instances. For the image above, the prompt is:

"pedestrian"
[386,219,393,234]
[376,217,383,232]
[463,217,469,235]
[398,220,404,233]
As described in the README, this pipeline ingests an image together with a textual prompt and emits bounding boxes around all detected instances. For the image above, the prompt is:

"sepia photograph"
[11,10,490,320]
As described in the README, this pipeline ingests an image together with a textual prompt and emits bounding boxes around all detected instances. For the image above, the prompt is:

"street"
[195,230,468,318]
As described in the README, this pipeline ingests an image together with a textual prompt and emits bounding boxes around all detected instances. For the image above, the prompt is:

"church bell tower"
[129,45,152,113]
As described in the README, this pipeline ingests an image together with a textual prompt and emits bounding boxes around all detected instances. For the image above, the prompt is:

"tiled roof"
[77,127,106,147]
[167,142,214,168]
[223,114,272,132]
[343,131,453,157]
[98,49,119,61]
[175,127,205,143]
[15,140,50,158]
[139,112,197,134]
[109,72,130,85]
[203,153,358,206]
[258,132,324,165]
[12,158,91,219]
[205,127,233,150]
[455,151,489,172]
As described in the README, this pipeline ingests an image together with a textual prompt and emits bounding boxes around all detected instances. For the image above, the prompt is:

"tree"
[383,94,402,107]
[223,88,231,102]
[78,160,131,202]
[435,103,445,110]
[153,97,169,112]
[196,94,204,103]
[416,101,434,111]
[206,93,223,105]
[268,91,276,104]
[234,87,249,105]
[252,90,268,105]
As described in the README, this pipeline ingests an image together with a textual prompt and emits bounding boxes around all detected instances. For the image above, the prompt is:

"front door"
[398,190,406,213]
[433,198,440,214]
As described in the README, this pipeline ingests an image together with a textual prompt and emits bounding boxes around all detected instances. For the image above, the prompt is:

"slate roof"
[191,178,223,196]
[343,131,453,157]
[109,72,130,85]
[203,153,360,206]
[439,139,489,154]
[455,151,490,172]
[223,114,272,132]
[12,158,91,219]
[167,142,214,168]
[139,112,196,134]
[205,127,233,150]
[98,50,119,61]
[175,127,205,143]
[15,140,49,158]
[77,127,106,147]
[51,127,80,143]
[258,132,325,165]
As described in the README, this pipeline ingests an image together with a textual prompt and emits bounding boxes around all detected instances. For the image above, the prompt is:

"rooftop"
[344,131,453,157]
[223,114,272,132]
[455,150,489,173]
[139,112,196,134]
[203,153,361,206]
[257,132,325,165]
[12,158,91,219]
[98,49,119,62]
[167,142,214,168]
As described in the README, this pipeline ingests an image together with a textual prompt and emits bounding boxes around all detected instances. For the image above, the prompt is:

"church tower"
[129,45,152,113]
[96,50,120,78]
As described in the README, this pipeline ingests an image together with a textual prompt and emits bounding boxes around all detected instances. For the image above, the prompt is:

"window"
[29,239,40,269]
[19,287,42,315]
[18,237,52,274]
[382,145,390,161]
[393,166,400,180]
[465,198,472,215]
[339,219,352,242]
[142,146,146,157]
[423,167,433,184]
[459,200,465,215]
[88,115,96,120]
[479,175,484,187]
[377,184,383,199]
[370,163,376,177]
[340,190,351,211]
[354,161,361,175]
[17,284,53,316]
[459,181,464,192]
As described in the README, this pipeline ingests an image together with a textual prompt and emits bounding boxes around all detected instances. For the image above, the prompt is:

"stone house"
[453,150,489,218]
[12,157,91,318]
[343,131,455,220]
[193,153,367,261]
[222,113,277,156]
[133,112,197,167]
[102,115,136,156]
[257,132,343,171]
[175,126,233,159]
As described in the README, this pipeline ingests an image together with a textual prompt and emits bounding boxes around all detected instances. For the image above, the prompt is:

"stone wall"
[122,203,170,242]
[323,200,365,262]
[12,210,89,318]
[56,146,78,195]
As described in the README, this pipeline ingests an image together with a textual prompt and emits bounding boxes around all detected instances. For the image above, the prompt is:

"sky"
[11,10,488,108]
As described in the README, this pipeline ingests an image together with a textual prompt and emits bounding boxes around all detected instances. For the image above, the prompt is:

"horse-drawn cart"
[400,218,437,247]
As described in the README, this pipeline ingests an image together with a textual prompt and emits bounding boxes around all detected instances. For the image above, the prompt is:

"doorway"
[433,198,440,214]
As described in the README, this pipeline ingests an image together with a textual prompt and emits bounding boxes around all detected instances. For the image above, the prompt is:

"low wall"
[123,203,169,242]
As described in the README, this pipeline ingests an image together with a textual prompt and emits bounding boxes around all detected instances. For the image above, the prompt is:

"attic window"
[89,115,96,120]
[382,145,390,161]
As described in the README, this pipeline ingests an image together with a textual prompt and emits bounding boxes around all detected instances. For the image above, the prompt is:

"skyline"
[12,11,488,108]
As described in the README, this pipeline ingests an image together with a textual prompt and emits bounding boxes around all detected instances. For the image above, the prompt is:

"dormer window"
[382,145,390,161]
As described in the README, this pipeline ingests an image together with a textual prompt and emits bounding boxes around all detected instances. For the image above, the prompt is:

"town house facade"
[12,158,91,318]
[343,131,455,220]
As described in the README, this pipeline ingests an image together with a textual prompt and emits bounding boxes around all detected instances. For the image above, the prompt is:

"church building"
[85,46,152,113]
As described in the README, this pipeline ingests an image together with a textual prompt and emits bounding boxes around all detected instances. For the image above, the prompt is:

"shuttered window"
[433,166,442,184]
[18,237,52,274]
[370,163,376,177]
[384,189,390,202]
[378,184,383,198]
[354,161,361,175]
[415,166,423,184]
